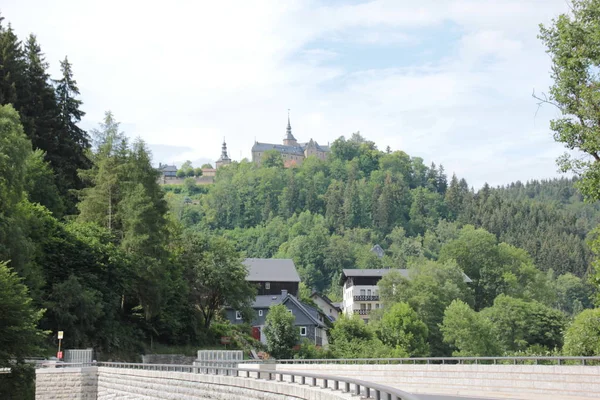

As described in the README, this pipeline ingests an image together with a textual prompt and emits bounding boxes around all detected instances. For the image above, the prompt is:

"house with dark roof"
[251,113,329,167]
[340,268,472,322]
[158,163,178,178]
[243,258,300,296]
[225,289,328,347]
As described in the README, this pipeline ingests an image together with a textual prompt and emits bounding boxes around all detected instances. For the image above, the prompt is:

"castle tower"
[283,110,298,146]
[215,138,232,169]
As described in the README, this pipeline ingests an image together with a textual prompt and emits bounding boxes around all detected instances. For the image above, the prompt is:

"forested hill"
[171,135,597,295]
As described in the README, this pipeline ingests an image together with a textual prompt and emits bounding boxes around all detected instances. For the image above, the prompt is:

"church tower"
[216,138,232,169]
[283,110,298,146]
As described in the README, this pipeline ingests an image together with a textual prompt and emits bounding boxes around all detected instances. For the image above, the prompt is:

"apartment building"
[340,269,410,322]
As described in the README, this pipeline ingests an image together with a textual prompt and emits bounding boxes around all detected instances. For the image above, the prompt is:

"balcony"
[353,295,379,301]
[353,309,371,315]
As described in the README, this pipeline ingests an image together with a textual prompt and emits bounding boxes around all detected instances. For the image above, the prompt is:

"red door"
[252,326,261,341]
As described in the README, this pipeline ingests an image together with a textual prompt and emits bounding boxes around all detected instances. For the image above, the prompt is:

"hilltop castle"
[251,114,330,167]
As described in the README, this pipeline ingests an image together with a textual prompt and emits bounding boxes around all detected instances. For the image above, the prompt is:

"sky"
[2,0,574,188]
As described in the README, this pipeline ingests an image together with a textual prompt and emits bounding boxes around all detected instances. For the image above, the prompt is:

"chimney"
[281,289,288,297]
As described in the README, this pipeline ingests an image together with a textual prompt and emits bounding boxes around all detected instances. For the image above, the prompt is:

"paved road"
[417,395,506,400]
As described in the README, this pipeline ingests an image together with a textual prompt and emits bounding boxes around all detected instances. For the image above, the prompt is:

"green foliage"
[378,260,472,356]
[0,362,35,400]
[563,308,600,356]
[482,295,566,352]
[180,232,256,329]
[294,339,333,359]
[264,304,298,359]
[261,150,284,168]
[329,314,408,358]
[0,104,30,211]
[376,302,429,356]
[0,262,46,365]
[442,296,567,356]
[441,300,501,356]
[538,0,600,297]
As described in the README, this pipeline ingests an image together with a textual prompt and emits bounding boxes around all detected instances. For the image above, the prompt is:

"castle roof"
[252,142,304,155]
[252,140,330,155]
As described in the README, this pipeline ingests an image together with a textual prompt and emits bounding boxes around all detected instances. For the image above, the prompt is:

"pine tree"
[325,180,345,231]
[343,180,361,228]
[0,22,26,106]
[55,56,91,179]
[437,165,448,194]
[445,174,462,220]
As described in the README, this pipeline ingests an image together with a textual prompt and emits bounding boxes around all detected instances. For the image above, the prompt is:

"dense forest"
[2,2,600,397]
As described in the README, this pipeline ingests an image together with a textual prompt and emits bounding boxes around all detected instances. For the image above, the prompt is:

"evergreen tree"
[55,56,91,183]
[343,180,361,228]
[0,22,26,106]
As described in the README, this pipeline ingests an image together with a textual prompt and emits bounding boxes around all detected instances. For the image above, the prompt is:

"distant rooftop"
[340,268,472,284]
[243,258,301,282]
[159,164,177,172]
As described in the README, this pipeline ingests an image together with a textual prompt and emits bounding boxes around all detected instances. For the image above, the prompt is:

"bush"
[563,308,600,356]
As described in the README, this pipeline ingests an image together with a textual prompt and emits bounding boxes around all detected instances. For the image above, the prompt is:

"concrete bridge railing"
[36,362,419,400]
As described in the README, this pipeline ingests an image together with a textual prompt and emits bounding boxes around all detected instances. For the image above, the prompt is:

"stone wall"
[36,367,98,400]
[277,363,600,400]
[36,366,353,400]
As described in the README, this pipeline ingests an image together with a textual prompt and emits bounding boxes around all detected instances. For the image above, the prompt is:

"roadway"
[417,395,506,400]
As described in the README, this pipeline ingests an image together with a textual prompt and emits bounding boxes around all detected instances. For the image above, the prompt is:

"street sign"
[57,331,64,339]
[220,336,231,344]
[57,351,63,360]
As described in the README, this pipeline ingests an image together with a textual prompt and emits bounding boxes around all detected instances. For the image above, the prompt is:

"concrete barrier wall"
[36,367,353,400]
[276,363,600,399]
[36,367,98,400]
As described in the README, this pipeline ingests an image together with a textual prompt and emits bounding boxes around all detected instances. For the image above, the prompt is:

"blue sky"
[2,0,573,188]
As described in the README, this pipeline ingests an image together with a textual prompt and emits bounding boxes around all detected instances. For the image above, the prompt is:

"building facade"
[340,269,401,323]
[310,292,341,322]
[251,115,330,167]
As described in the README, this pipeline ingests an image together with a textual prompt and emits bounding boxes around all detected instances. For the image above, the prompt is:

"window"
[375,303,379,309]
[235,311,242,320]
[360,289,366,296]
[367,289,372,296]
[265,282,270,290]
[258,310,263,316]
[288,309,293,315]
[299,327,307,336]
[360,303,366,310]
[367,303,372,310]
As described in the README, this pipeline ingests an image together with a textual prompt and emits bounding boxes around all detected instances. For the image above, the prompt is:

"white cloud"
[2,0,574,187]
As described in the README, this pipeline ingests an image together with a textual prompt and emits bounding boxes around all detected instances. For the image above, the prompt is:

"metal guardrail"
[41,361,420,400]
[272,356,600,365]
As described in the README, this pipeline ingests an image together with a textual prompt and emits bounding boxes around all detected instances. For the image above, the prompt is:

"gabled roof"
[246,293,327,328]
[251,294,285,308]
[371,244,385,258]
[243,258,301,282]
[342,268,409,279]
[310,291,341,311]
[340,268,472,285]
[252,142,304,155]
[160,165,177,172]
[282,295,327,328]
[298,141,330,153]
